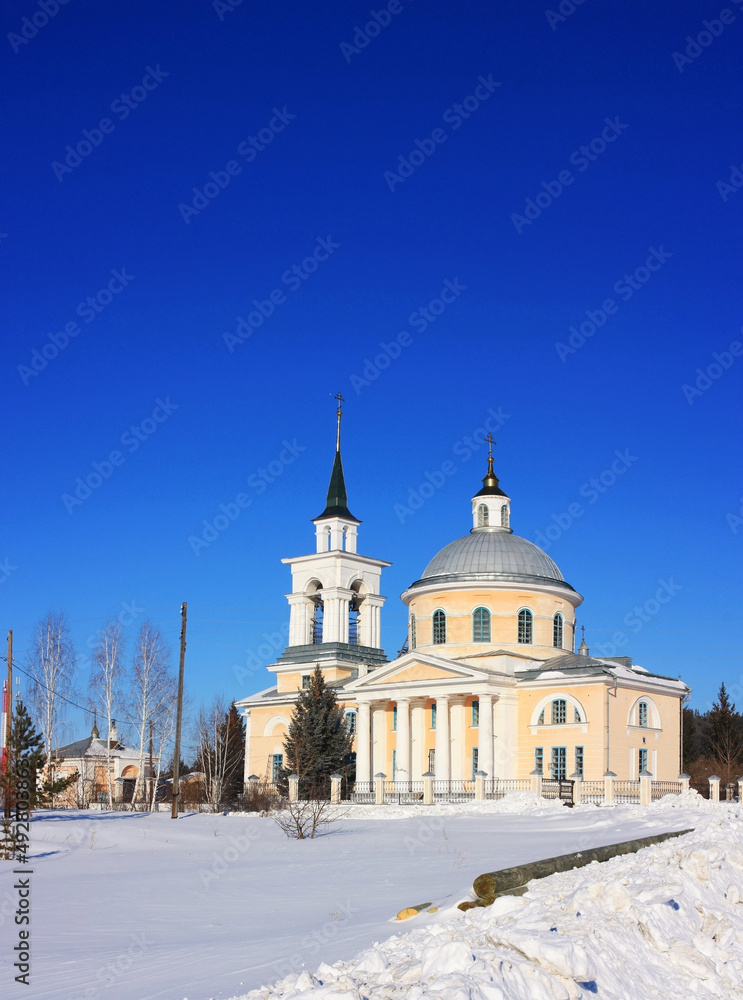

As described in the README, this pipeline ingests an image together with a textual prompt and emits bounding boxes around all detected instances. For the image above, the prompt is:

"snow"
[2,793,738,1000]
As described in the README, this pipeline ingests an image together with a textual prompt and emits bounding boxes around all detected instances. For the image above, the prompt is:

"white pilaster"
[479,693,494,777]
[242,710,252,789]
[372,704,387,776]
[434,696,451,779]
[355,702,371,783]
[410,699,426,780]
[450,697,466,780]
[395,699,411,782]
[494,690,518,778]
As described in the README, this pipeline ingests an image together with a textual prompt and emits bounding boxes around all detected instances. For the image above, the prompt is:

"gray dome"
[415,530,572,589]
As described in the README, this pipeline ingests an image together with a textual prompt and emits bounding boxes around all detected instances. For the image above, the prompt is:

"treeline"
[684,683,743,787]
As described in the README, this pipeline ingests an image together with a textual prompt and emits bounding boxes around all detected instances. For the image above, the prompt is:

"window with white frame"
[271,753,283,783]
[430,703,437,729]
[301,674,311,689]
[433,609,446,644]
[639,747,649,773]
[501,504,509,528]
[553,612,564,648]
[535,746,544,772]
[410,614,416,649]
[517,608,533,644]
[392,706,397,731]
[472,607,491,642]
[471,699,480,727]
[551,699,567,725]
[428,749,435,773]
[471,748,479,779]
[477,503,489,526]
[575,746,584,777]
[551,746,567,780]
[638,701,649,727]
[344,711,357,735]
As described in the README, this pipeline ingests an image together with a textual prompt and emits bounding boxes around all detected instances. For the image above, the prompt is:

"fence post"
[738,778,743,803]
[708,775,720,802]
[603,770,616,806]
[422,771,434,805]
[330,773,342,805]
[374,772,387,806]
[475,770,487,802]
[288,773,299,803]
[678,773,690,793]
[530,768,543,798]
[640,769,652,806]
[570,773,582,805]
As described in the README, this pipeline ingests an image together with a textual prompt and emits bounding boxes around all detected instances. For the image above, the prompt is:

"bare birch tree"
[128,622,175,809]
[89,621,125,804]
[195,697,244,806]
[26,611,76,762]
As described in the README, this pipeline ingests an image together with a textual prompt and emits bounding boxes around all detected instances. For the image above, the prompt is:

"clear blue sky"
[3,0,742,745]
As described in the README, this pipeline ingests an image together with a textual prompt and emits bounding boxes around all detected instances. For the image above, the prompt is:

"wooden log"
[472,828,694,900]
[396,901,433,920]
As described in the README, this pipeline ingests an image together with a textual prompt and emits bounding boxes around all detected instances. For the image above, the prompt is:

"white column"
[434,696,450,779]
[287,595,310,646]
[395,700,411,782]
[410,699,426,780]
[479,694,493,777]
[372,703,387,776]
[355,702,371,783]
[450,697,466,779]
[494,690,518,778]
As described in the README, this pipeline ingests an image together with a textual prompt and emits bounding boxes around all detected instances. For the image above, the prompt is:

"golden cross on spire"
[485,432,496,460]
[334,392,345,450]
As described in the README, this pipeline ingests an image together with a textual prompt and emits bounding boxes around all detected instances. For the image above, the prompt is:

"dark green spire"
[315,394,359,521]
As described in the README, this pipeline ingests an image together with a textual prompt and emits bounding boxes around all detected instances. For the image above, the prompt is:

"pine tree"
[282,665,354,797]
[702,683,743,783]
[6,699,78,811]
[221,703,246,804]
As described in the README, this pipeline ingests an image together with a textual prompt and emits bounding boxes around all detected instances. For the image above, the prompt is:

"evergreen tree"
[5,699,78,811]
[282,665,354,797]
[221,703,246,804]
[682,706,702,769]
[702,683,743,782]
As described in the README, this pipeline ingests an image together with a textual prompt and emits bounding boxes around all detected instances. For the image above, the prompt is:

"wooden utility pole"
[3,631,12,819]
[171,603,187,819]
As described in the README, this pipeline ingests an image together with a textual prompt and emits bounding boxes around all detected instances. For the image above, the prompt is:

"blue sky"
[3,0,742,746]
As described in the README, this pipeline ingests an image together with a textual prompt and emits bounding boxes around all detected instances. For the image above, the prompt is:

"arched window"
[410,614,417,649]
[326,527,332,551]
[311,599,323,644]
[551,699,567,725]
[638,701,649,727]
[342,526,348,551]
[432,609,446,644]
[501,504,509,528]
[553,613,564,648]
[477,503,489,526]
[517,608,533,644]
[472,607,491,642]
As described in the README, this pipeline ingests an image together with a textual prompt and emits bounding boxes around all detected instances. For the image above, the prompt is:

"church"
[236,402,688,790]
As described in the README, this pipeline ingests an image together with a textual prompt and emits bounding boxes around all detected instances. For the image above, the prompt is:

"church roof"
[315,448,358,521]
[412,530,574,590]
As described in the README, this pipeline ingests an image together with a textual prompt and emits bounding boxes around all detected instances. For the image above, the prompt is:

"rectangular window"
[638,702,649,727]
[472,748,479,779]
[271,753,283,783]
[301,674,311,689]
[551,746,567,781]
[392,749,397,780]
[471,699,480,727]
[428,749,436,774]
[392,706,397,731]
[575,746,584,777]
[431,703,437,729]
[345,711,357,735]
[551,699,567,725]
[535,746,543,773]
[639,748,649,773]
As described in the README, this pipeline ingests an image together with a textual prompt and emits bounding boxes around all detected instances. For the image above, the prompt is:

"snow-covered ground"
[2,793,737,1000]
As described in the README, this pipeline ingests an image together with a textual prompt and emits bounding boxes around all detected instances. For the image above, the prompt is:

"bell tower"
[273,396,391,684]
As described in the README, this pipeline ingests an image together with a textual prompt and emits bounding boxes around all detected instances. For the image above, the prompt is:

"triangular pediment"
[347,651,497,690]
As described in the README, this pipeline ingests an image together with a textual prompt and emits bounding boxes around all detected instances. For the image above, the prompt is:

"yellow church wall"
[604,686,682,781]
[407,588,577,658]
[276,665,355,694]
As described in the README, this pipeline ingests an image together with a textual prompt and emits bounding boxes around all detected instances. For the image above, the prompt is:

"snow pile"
[238,807,743,1000]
